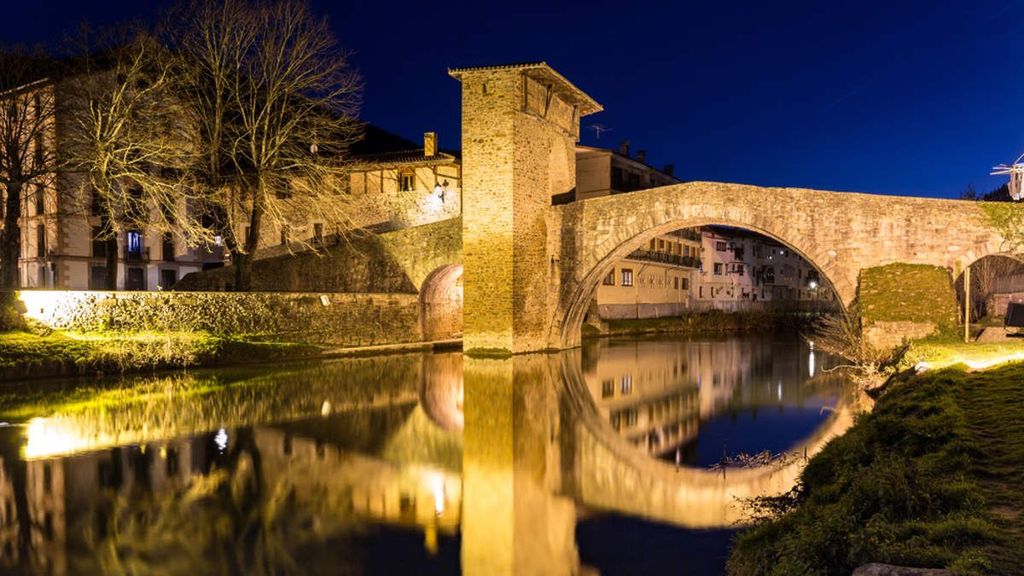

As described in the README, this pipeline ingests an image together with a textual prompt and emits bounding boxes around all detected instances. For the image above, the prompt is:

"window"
[126,186,145,222]
[714,263,723,275]
[658,239,665,251]
[125,267,145,290]
[621,268,633,287]
[602,270,615,286]
[36,225,45,258]
[620,374,633,394]
[602,379,614,398]
[674,277,679,290]
[162,233,175,261]
[89,266,107,289]
[91,226,107,258]
[91,191,102,216]
[682,277,689,290]
[160,269,177,290]
[34,185,44,215]
[715,241,727,251]
[33,133,43,167]
[126,230,143,259]
[276,181,293,199]
[649,239,656,250]
[399,171,415,192]
[313,222,324,243]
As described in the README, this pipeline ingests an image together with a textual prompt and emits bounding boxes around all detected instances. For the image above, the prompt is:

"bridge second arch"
[553,181,1009,349]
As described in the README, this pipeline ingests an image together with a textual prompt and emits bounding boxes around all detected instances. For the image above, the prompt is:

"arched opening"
[954,254,1024,339]
[420,264,463,341]
[561,221,843,347]
[563,222,848,485]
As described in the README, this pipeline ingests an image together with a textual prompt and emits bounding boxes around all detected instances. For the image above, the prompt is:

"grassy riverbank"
[727,362,1024,575]
[0,330,325,381]
[584,310,823,338]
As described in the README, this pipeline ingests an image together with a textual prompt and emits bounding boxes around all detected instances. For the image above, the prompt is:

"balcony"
[626,249,701,269]
[124,245,150,262]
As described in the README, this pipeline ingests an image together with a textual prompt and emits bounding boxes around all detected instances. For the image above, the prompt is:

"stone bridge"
[447,62,1023,355]
[551,183,1013,349]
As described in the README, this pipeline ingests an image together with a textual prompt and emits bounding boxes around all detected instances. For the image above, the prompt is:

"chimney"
[618,139,630,157]
[424,131,437,157]
[663,164,675,177]
[635,150,647,164]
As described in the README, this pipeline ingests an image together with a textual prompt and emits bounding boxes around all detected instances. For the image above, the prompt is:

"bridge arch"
[558,212,847,350]
[420,264,463,341]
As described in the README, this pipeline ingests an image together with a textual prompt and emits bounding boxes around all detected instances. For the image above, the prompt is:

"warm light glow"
[808,350,816,377]
[17,290,76,326]
[215,428,228,452]
[430,472,446,516]
[24,417,95,459]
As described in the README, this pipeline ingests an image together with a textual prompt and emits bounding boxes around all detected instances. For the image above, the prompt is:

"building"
[593,228,702,319]
[574,141,678,201]
[694,227,837,312]
[0,78,222,291]
[248,129,463,261]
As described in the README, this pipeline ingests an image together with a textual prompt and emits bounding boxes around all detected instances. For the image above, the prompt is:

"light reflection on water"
[0,333,856,575]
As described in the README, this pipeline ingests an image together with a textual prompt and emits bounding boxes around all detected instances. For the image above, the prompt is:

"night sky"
[3,0,1022,199]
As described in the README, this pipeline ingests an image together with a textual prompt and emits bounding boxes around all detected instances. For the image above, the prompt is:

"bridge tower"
[449,63,602,355]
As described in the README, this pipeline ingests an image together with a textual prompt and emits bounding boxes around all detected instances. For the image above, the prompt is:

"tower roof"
[448,61,603,116]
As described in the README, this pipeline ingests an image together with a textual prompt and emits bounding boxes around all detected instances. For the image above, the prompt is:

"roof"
[353,149,459,166]
[448,61,602,116]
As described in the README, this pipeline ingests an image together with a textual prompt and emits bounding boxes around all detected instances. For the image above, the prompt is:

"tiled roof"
[353,149,459,166]
[449,61,602,116]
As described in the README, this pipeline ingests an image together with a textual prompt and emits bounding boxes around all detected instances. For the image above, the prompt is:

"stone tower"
[449,62,602,355]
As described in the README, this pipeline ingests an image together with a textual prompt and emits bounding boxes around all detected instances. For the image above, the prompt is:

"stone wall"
[857,264,959,349]
[987,292,1024,318]
[175,217,462,293]
[17,290,423,347]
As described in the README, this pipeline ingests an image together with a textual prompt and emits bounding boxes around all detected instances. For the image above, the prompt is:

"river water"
[0,332,850,575]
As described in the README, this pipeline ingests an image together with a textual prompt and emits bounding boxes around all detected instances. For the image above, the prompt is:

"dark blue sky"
[3,0,1022,198]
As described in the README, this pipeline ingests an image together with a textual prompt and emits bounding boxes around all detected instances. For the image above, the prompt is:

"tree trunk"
[104,237,119,290]
[234,185,264,292]
[0,181,23,289]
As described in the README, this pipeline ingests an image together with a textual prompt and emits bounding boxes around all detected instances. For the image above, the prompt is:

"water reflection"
[0,334,862,575]
[580,335,846,466]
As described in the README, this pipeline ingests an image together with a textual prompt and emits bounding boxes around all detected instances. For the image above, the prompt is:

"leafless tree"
[61,29,209,289]
[958,255,1024,319]
[0,46,59,289]
[168,0,363,291]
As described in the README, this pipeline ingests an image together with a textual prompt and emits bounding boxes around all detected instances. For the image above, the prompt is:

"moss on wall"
[15,290,423,348]
[859,263,959,342]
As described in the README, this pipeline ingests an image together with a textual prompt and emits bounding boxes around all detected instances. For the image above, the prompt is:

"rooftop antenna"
[992,151,1024,201]
[588,123,612,140]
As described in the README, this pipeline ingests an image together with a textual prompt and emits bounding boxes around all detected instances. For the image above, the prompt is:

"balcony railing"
[124,246,150,262]
[626,249,701,269]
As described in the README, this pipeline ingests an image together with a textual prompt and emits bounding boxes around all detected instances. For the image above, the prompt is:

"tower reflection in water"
[0,334,859,575]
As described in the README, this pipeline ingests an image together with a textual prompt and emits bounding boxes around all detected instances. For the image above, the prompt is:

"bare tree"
[169,0,363,291]
[959,255,1024,319]
[61,29,210,289]
[0,46,59,289]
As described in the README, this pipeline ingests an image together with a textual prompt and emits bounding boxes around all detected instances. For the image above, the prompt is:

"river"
[0,332,851,575]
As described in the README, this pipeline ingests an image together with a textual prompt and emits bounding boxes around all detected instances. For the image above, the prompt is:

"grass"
[906,338,1024,371]
[859,264,959,335]
[727,363,1024,575]
[0,329,324,380]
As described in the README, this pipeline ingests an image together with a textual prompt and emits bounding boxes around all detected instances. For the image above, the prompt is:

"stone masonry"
[450,63,602,355]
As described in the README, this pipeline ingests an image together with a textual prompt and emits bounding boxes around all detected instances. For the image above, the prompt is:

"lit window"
[399,171,415,192]
[620,374,633,394]
[603,270,615,286]
[621,268,633,287]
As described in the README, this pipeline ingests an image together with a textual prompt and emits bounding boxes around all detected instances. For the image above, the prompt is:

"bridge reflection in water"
[0,335,865,575]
